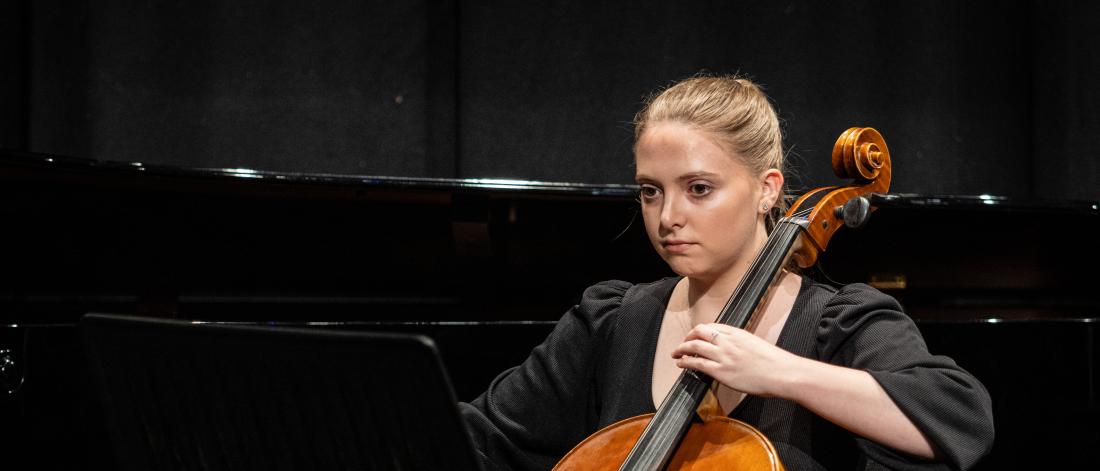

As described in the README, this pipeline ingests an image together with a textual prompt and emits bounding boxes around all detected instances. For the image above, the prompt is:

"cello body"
[552,127,891,471]
[554,413,785,471]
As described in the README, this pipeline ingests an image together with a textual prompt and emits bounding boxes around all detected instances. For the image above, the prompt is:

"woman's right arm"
[459,281,630,471]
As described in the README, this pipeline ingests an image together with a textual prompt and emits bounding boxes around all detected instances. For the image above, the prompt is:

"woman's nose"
[660,194,685,230]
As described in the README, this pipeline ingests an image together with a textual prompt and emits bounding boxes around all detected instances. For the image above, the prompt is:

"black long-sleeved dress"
[460,276,994,470]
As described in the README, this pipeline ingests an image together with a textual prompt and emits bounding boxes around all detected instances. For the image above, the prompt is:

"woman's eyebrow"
[677,171,720,182]
[635,171,720,184]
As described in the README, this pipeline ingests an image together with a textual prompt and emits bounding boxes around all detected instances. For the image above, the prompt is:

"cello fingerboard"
[617,217,806,471]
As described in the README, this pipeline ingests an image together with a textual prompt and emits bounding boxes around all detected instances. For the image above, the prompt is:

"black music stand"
[80,313,482,471]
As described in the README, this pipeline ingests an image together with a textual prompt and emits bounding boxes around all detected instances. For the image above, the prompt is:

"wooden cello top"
[554,127,893,471]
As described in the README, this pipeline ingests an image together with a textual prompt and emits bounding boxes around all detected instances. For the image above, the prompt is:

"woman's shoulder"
[573,277,678,326]
[577,279,632,301]
[579,277,678,306]
[793,278,934,367]
[796,278,912,349]
[798,278,904,317]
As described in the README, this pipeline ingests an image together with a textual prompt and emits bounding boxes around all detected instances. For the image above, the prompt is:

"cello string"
[644,222,799,456]
[717,220,799,327]
[626,215,811,468]
[721,220,790,322]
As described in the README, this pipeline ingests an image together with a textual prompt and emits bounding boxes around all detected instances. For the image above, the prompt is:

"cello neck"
[714,215,808,329]
[617,215,808,471]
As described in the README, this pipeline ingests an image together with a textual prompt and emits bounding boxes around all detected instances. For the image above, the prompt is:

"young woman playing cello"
[460,76,994,470]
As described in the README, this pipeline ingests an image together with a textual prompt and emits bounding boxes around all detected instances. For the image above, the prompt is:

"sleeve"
[815,283,994,471]
[458,280,631,471]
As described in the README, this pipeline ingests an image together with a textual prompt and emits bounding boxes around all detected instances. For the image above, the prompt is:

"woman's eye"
[688,183,712,196]
[639,185,660,199]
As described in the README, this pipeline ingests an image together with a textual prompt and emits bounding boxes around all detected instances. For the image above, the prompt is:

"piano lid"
[0,148,638,198]
[2,148,1098,325]
[5,148,1098,213]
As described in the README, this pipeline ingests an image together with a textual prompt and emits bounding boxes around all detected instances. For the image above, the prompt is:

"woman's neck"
[683,270,745,325]
[681,226,770,324]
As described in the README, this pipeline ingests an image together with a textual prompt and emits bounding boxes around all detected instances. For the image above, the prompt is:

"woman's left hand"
[671,323,802,397]
[673,323,939,459]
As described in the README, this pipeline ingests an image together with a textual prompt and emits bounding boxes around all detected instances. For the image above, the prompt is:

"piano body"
[0,149,1096,468]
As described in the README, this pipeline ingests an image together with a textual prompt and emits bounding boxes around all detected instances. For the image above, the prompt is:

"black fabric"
[13,2,1100,202]
[460,277,994,471]
[82,313,483,471]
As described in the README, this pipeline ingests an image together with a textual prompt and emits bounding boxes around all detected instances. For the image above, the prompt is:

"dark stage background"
[2,1,1100,470]
[2,0,1098,200]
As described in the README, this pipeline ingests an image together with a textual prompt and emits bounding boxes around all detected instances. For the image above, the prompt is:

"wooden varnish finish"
[554,128,891,471]
[790,127,892,268]
[554,415,785,471]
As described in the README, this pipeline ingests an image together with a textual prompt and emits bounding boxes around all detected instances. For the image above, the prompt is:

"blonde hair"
[633,75,787,230]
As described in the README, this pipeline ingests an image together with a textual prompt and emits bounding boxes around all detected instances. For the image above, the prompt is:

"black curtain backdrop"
[3,0,1098,201]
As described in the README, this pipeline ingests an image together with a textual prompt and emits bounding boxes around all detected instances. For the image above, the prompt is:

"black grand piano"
[1,149,1097,468]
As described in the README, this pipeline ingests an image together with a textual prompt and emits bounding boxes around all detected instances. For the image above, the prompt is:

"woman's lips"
[662,241,695,253]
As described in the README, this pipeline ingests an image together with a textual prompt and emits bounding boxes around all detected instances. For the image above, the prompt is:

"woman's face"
[634,122,771,282]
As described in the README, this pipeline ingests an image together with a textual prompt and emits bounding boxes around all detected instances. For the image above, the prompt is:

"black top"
[460,277,995,470]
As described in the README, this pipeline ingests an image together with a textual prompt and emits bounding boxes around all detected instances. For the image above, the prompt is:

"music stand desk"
[81,313,482,471]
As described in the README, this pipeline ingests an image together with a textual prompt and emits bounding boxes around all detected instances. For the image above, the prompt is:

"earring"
[761,203,769,211]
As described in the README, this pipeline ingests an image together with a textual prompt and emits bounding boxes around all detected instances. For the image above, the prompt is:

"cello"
[554,127,893,471]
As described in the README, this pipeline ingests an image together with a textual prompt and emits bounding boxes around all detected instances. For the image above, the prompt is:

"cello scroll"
[788,127,892,268]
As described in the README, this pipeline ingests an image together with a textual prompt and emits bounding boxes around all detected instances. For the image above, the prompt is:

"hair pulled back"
[633,75,787,230]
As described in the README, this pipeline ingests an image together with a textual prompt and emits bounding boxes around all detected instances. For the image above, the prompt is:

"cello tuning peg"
[834,196,871,229]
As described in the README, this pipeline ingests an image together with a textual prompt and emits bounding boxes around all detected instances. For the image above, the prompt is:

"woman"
[460,76,994,470]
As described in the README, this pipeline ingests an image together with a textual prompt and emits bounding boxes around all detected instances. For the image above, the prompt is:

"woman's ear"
[759,169,783,212]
